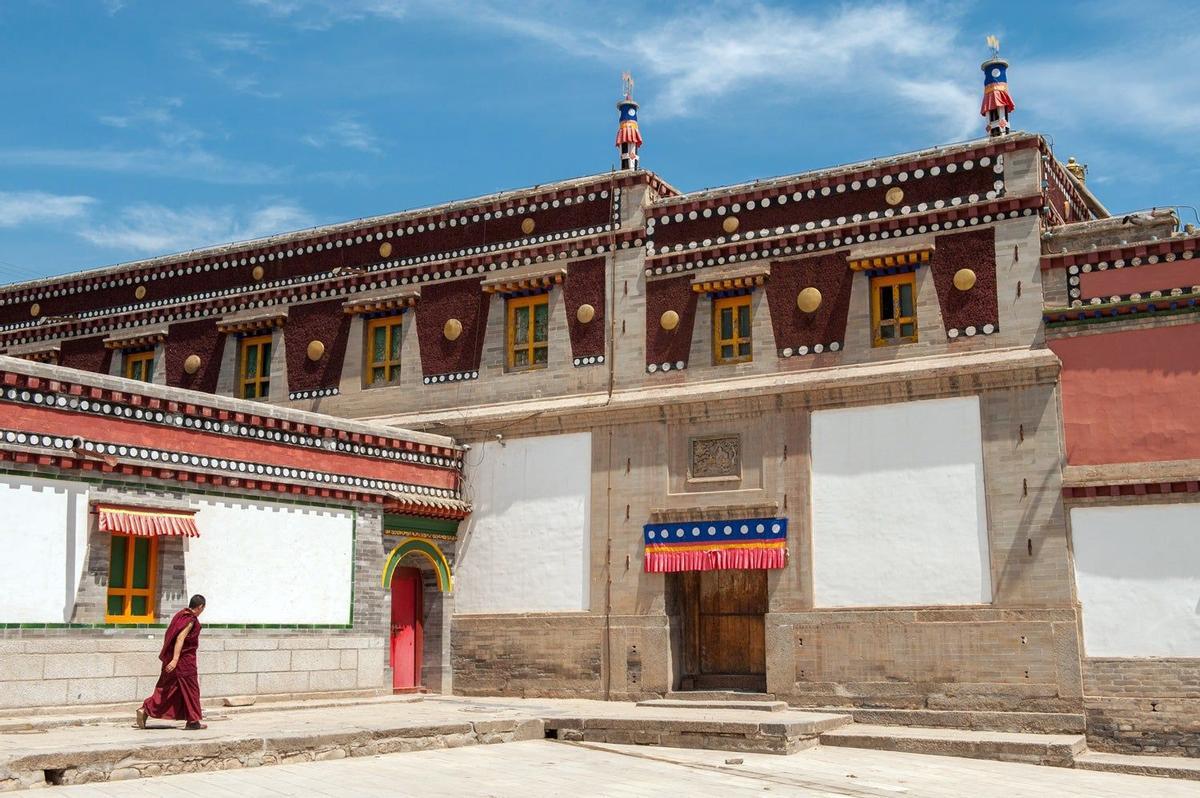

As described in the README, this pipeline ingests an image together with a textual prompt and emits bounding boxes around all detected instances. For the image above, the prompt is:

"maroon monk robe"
[141,607,203,722]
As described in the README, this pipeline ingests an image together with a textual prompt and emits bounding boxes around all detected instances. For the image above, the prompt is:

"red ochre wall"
[1050,324,1200,465]
[1078,259,1200,299]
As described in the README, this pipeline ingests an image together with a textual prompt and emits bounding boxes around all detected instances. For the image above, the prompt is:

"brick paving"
[47,739,1200,797]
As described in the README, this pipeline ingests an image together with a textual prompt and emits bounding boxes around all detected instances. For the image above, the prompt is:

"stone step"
[797,706,1086,734]
[545,708,851,755]
[1074,751,1200,781]
[637,699,787,712]
[664,691,777,702]
[820,724,1088,767]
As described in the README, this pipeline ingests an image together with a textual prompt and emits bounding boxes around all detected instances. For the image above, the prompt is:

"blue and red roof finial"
[615,71,642,170]
[981,35,1015,137]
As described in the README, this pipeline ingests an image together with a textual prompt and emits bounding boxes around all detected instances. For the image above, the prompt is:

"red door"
[390,567,424,690]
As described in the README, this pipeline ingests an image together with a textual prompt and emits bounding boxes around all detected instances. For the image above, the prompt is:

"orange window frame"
[105,533,158,624]
[870,272,919,347]
[506,293,549,371]
[123,350,155,382]
[364,316,403,387]
[712,294,753,365]
[239,333,273,399]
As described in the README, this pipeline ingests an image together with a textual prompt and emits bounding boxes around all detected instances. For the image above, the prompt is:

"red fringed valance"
[980,87,1015,115]
[644,545,787,573]
[97,505,200,538]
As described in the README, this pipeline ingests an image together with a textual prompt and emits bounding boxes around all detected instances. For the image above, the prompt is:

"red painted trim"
[1041,235,1200,272]
[1063,481,1200,499]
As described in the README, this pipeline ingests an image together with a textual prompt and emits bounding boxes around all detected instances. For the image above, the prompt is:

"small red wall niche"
[1050,324,1200,465]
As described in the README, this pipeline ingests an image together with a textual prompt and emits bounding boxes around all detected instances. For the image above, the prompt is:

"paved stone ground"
[44,739,1200,797]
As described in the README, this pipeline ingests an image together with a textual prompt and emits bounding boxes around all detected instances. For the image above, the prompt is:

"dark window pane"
[513,306,529,344]
[242,384,255,399]
[108,538,127,589]
[720,307,733,339]
[260,343,272,376]
[372,367,385,384]
[721,344,734,359]
[259,380,269,397]
[513,349,529,368]
[737,306,751,337]
[881,323,896,339]
[878,286,895,320]
[107,594,125,616]
[388,325,401,360]
[132,538,150,589]
[244,344,258,378]
[899,282,914,316]
[131,595,148,617]
[533,345,548,364]
[534,302,549,343]
[372,327,386,363]
[144,358,154,382]
[738,342,752,357]
[900,322,916,337]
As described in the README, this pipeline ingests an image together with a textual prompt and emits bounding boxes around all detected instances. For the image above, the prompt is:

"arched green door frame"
[381,538,452,593]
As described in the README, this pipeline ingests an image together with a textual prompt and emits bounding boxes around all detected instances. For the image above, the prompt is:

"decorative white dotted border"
[947,324,998,338]
[422,370,479,385]
[573,355,605,367]
[646,360,687,374]
[0,427,460,498]
[644,156,1004,260]
[0,385,459,469]
[288,387,340,401]
[1066,249,1195,305]
[0,190,620,308]
[779,342,842,357]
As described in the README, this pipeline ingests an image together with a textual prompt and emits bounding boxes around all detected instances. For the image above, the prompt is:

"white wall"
[1072,504,1200,657]
[185,497,355,625]
[811,396,992,607]
[456,432,591,614]
[0,474,89,623]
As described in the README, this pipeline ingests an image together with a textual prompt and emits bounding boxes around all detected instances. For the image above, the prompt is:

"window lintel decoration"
[689,434,741,480]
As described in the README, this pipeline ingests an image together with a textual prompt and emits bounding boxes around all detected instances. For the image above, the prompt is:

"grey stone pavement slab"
[46,739,1200,797]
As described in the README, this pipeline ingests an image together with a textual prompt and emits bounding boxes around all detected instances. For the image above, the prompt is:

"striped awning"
[96,505,200,538]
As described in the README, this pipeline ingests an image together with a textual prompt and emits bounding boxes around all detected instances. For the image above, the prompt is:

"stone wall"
[451,614,604,698]
[0,633,386,710]
[1083,658,1200,756]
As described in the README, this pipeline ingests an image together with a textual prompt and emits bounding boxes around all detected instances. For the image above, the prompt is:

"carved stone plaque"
[689,435,741,480]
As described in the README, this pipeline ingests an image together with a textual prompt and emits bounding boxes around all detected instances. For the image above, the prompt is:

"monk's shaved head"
[188,594,206,609]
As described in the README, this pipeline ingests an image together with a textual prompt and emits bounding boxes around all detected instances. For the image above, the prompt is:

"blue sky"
[2,0,1198,282]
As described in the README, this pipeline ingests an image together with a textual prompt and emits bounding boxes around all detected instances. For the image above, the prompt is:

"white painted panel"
[0,474,89,622]
[1072,504,1200,657]
[185,498,354,625]
[811,396,992,607]
[456,432,591,614]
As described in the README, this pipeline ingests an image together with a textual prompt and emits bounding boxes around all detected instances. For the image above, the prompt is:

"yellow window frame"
[123,350,155,382]
[364,316,403,387]
[506,293,549,371]
[870,272,919,347]
[105,533,158,624]
[239,333,273,399]
[712,294,753,365]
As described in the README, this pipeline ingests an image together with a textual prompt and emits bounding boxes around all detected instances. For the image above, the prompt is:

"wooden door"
[677,569,767,691]
[390,567,424,690]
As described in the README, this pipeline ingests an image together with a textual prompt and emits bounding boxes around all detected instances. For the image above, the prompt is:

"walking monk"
[137,594,206,730]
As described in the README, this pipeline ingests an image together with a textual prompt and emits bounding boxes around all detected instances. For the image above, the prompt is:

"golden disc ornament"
[521,218,536,235]
[443,318,463,341]
[797,287,823,313]
[885,187,905,206]
[660,310,680,331]
[306,340,326,361]
[722,216,740,234]
[251,265,265,281]
[953,268,977,291]
[29,303,40,318]
[134,285,147,300]
[576,303,595,324]
[183,354,202,375]
[379,242,393,258]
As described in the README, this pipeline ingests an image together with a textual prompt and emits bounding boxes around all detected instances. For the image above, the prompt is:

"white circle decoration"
[771,523,781,533]
[991,67,1001,78]
[676,529,685,538]
[756,523,765,533]
[740,525,749,535]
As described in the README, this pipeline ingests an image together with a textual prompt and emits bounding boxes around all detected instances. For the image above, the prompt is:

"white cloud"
[99,97,204,148]
[0,146,287,185]
[78,201,315,254]
[302,118,382,154]
[0,191,96,228]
